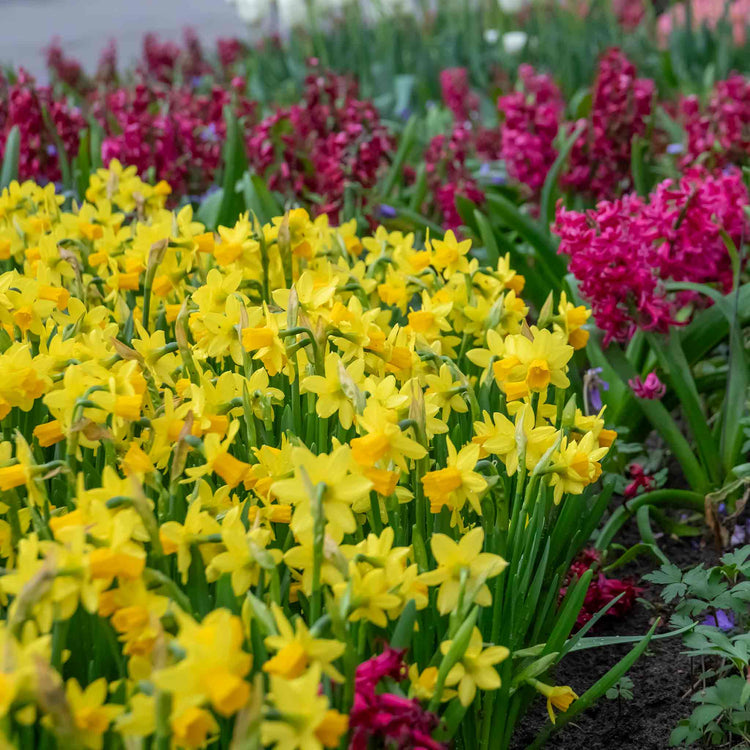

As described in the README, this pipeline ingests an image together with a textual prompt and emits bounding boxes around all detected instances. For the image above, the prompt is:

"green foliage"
[605,675,634,701]
[645,547,750,747]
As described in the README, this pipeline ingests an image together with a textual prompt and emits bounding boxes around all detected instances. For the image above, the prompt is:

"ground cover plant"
[0,0,748,748]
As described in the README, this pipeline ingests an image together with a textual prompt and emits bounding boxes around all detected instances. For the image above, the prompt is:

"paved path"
[0,0,243,80]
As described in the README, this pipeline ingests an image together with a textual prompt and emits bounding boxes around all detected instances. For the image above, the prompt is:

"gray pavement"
[0,0,244,79]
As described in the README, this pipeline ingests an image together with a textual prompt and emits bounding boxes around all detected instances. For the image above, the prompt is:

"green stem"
[596,489,705,551]
[649,331,721,487]
[604,342,708,493]
[310,483,326,624]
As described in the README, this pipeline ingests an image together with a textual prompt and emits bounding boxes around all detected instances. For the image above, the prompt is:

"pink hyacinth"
[95,40,119,87]
[0,70,85,184]
[217,38,246,73]
[562,549,642,628]
[624,463,654,498]
[554,168,749,344]
[498,64,564,198]
[562,48,655,200]
[563,0,645,28]
[680,74,750,169]
[612,0,646,29]
[45,38,88,93]
[94,80,255,198]
[629,373,666,400]
[657,0,750,46]
[440,67,480,122]
[423,125,486,230]
[246,69,392,221]
[349,647,445,750]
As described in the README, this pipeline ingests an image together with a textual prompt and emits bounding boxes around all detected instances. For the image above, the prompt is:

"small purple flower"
[584,367,609,413]
[378,204,398,219]
[730,520,749,547]
[46,144,57,157]
[701,609,735,631]
[629,373,666,400]
[200,122,219,142]
[666,143,685,155]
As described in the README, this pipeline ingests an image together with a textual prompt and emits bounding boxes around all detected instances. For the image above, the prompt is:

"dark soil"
[511,520,724,750]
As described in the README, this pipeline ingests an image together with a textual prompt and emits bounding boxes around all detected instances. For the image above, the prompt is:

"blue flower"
[378,204,397,219]
[701,610,735,632]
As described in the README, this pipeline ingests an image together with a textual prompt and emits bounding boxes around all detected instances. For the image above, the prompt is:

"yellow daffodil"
[264,603,345,681]
[439,627,509,706]
[419,528,507,614]
[262,666,348,750]
[64,678,122,750]
[422,439,487,518]
[529,679,578,723]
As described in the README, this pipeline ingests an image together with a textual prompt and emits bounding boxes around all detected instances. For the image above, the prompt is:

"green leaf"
[242,172,282,225]
[245,591,277,637]
[394,207,445,237]
[512,652,559,686]
[649,330,721,487]
[196,188,224,230]
[569,88,592,119]
[41,105,72,191]
[381,115,418,197]
[393,75,415,116]
[390,599,417,650]
[1,125,20,189]
[636,506,670,565]
[596,490,705,552]
[540,122,585,229]
[528,620,659,748]
[473,209,500,267]
[679,284,750,365]
[568,620,694,652]
[216,108,248,228]
[543,569,593,656]
[643,562,683,586]
[603,342,708,493]
[456,195,480,233]
[603,543,666,574]
[560,593,626,659]
[630,135,649,197]
[512,644,545,659]
[484,193,566,280]
[687,704,723,727]
[74,129,91,203]
[89,121,104,170]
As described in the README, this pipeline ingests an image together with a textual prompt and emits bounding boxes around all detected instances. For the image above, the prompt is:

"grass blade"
[1,125,21,189]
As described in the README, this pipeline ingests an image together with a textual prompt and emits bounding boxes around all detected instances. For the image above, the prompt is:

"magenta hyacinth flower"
[629,373,666,400]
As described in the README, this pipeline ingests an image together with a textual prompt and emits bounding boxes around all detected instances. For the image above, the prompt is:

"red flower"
[423,125,485,229]
[498,64,564,199]
[624,463,653,499]
[246,70,392,221]
[629,373,666,400]
[561,549,642,628]
[349,647,445,750]
[440,67,479,122]
[554,167,748,343]
[562,48,654,200]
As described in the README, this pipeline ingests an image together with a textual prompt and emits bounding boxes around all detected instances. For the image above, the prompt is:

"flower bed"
[0,2,748,748]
